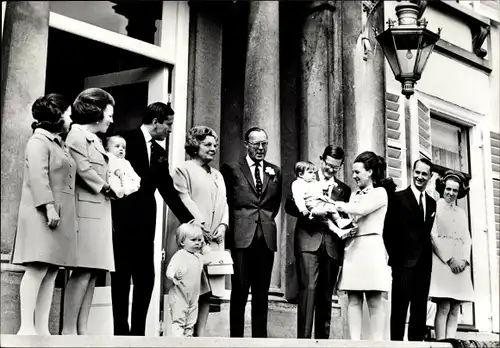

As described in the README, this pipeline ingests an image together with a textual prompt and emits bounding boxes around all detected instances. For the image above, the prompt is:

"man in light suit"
[110,102,193,336]
[383,158,437,341]
[221,127,282,338]
[285,145,351,339]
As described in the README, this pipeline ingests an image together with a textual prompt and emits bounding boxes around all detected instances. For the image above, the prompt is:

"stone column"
[300,1,336,163]
[1,1,50,334]
[343,0,386,188]
[186,3,223,169]
[243,1,282,292]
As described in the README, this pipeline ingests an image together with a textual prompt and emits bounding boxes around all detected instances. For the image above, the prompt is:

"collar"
[140,124,152,144]
[440,198,458,211]
[357,185,374,195]
[318,169,336,183]
[71,124,99,142]
[246,154,262,168]
[410,184,425,201]
[34,128,62,144]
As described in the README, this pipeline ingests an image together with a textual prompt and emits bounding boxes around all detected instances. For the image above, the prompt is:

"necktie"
[150,140,160,166]
[254,161,263,196]
[419,192,425,220]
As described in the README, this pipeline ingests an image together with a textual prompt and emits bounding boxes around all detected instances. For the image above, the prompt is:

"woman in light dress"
[12,94,74,335]
[63,88,116,335]
[172,125,229,336]
[335,151,396,341]
[429,171,474,339]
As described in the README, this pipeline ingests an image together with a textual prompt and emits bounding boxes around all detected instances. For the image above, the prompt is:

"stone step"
[0,334,455,347]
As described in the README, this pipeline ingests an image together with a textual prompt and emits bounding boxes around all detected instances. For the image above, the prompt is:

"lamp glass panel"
[393,32,421,76]
[415,33,438,75]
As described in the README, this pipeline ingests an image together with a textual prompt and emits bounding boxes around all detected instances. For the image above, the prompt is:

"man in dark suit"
[220,127,282,338]
[384,158,437,341]
[110,102,193,336]
[285,146,351,339]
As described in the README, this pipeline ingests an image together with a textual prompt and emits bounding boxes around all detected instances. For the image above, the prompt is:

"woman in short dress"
[63,88,116,335]
[429,170,474,339]
[172,125,229,336]
[335,151,396,341]
[12,94,74,335]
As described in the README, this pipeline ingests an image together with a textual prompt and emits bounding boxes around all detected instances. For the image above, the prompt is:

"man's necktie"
[150,140,160,166]
[254,161,263,196]
[419,192,425,220]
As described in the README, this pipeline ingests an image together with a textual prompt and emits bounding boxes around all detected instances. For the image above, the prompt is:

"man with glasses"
[286,145,351,338]
[221,126,282,338]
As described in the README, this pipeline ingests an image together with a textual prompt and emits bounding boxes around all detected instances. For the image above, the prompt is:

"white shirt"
[140,124,153,164]
[410,184,426,220]
[317,169,337,198]
[246,154,264,187]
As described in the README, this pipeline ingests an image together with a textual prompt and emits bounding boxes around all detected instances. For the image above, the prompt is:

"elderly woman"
[335,151,396,341]
[12,94,74,335]
[429,171,474,339]
[172,126,229,337]
[62,88,116,335]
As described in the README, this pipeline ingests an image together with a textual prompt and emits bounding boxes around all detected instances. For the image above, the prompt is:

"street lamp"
[376,1,441,98]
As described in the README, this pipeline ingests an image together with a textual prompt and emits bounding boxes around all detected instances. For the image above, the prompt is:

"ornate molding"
[471,25,490,58]
[427,0,491,58]
[308,0,336,15]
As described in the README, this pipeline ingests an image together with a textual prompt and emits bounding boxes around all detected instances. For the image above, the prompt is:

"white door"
[83,66,171,336]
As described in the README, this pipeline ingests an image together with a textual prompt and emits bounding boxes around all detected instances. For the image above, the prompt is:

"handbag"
[204,243,234,275]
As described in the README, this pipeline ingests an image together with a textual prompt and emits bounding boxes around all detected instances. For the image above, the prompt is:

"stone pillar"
[299,0,337,163]
[343,0,386,188]
[1,1,50,334]
[243,1,282,291]
[186,3,223,169]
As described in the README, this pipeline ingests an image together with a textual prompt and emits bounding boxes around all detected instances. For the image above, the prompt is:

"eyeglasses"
[322,160,342,171]
[247,141,268,148]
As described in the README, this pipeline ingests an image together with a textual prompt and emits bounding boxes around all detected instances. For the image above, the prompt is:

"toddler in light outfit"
[291,161,353,238]
[166,221,210,337]
[105,135,140,198]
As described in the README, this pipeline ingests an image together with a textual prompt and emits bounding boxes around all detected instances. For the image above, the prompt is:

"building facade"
[1,0,499,338]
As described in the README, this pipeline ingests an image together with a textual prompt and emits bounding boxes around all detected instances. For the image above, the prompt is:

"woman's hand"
[334,202,346,213]
[212,223,227,244]
[310,206,328,218]
[45,203,60,229]
[447,257,462,274]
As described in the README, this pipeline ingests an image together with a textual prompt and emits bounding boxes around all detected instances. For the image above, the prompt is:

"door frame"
[84,66,170,336]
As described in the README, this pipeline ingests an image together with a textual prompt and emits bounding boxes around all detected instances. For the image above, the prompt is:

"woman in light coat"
[430,171,474,339]
[172,126,229,336]
[62,88,116,335]
[12,94,74,335]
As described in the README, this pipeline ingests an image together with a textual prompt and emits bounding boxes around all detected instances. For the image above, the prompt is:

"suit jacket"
[220,157,282,251]
[286,175,351,261]
[111,128,193,238]
[383,186,437,268]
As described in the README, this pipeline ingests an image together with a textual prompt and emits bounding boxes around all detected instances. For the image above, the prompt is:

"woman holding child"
[172,125,229,337]
[334,151,396,341]
[63,88,116,335]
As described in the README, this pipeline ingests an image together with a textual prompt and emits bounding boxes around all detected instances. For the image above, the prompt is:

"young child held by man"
[105,135,141,198]
[166,221,210,337]
[291,161,353,238]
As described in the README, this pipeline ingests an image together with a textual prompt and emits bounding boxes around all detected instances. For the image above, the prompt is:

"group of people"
[11,88,474,341]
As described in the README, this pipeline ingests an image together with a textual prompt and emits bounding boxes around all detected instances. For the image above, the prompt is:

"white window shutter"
[490,132,500,271]
[417,99,432,160]
[386,92,407,189]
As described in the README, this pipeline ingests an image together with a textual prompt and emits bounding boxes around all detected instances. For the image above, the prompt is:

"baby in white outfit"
[105,135,140,198]
[291,161,353,238]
